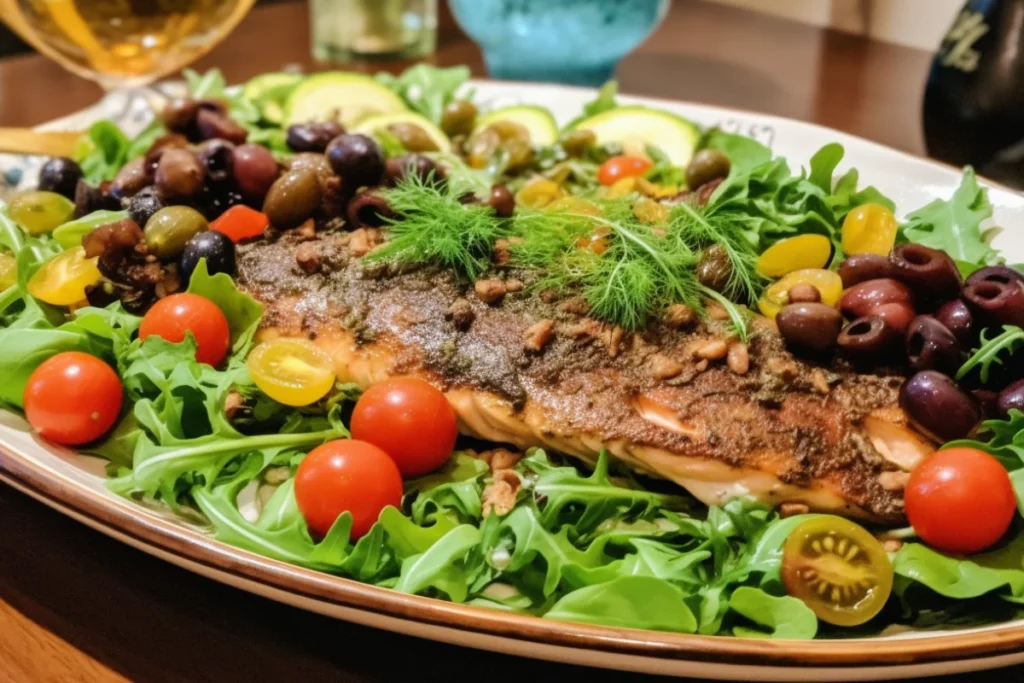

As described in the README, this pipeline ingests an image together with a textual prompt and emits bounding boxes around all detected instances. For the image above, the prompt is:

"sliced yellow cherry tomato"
[842,203,898,256]
[26,247,101,306]
[8,190,75,235]
[757,234,832,278]
[758,268,843,320]
[781,516,893,627]
[247,338,336,407]
[544,196,601,216]
[515,178,564,209]
[0,252,15,290]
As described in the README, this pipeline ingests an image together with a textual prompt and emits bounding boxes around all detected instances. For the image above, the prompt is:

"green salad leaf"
[376,64,471,124]
[52,210,128,249]
[186,259,264,354]
[893,538,1024,600]
[545,575,698,633]
[729,586,818,639]
[393,524,482,602]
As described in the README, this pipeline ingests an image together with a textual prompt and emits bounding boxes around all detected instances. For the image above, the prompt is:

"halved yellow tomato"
[26,247,101,306]
[842,203,898,256]
[0,252,15,290]
[758,268,843,320]
[247,338,336,407]
[781,516,894,627]
[757,234,832,278]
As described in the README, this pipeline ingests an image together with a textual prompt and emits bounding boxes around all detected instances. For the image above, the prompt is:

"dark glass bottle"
[923,0,1024,187]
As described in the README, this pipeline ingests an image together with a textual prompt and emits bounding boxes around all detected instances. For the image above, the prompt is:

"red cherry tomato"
[139,293,230,366]
[210,205,270,243]
[905,448,1017,555]
[24,351,122,445]
[350,377,458,478]
[597,155,653,186]
[294,439,403,538]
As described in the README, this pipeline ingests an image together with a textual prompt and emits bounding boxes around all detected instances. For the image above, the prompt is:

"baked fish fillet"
[236,229,934,525]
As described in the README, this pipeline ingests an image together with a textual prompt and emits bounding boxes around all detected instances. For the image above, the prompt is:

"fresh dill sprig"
[369,171,509,279]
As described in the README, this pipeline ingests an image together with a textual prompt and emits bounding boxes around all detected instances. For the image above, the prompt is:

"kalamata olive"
[936,298,975,347]
[900,370,981,441]
[787,283,821,304]
[559,129,597,157]
[685,149,731,190]
[286,121,345,153]
[965,265,1024,288]
[386,154,446,186]
[73,180,120,217]
[905,315,962,374]
[155,148,205,201]
[346,191,394,229]
[144,205,209,259]
[195,108,248,144]
[232,144,280,200]
[837,315,901,358]
[196,139,235,184]
[326,133,385,188]
[962,279,1024,327]
[161,98,225,135]
[838,278,914,319]
[128,187,164,227]
[890,243,962,306]
[440,99,478,137]
[872,302,916,335]
[110,157,150,200]
[776,302,843,353]
[974,388,1001,419]
[489,184,515,218]
[262,168,322,229]
[386,122,440,153]
[696,244,732,292]
[997,379,1024,417]
[38,157,83,199]
[180,230,235,282]
[142,133,189,177]
[838,253,894,288]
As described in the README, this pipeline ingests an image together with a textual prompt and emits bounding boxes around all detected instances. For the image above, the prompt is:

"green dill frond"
[370,171,509,279]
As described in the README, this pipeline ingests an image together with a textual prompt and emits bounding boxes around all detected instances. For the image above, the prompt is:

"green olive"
[559,129,596,157]
[468,121,533,171]
[262,168,322,229]
[8,190,75,235]
[685,149,731,190]
[440,99,478,137]
[144,206,209,259]
[466,127,500,169]
[386,122,440,153]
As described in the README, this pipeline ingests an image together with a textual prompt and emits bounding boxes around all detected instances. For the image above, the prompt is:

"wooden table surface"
[0,2,1019,682]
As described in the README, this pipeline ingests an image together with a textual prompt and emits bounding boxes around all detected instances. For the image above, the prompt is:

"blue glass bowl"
[449,0,669,86]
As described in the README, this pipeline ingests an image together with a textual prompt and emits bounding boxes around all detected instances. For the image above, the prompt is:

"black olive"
[685,149,731,190]
[195,108,248,144]
[346,191,394,229]
[837,315,901,358]
[838,253,894,289]
[488,184,515,218]
[900,370,980,440]
[180,230,235,282]
[962,279,1024,327]
[128,187,164,227]
[233,144,280,200]
[326,133,385,188]
[905,315,962,375]
[775,302,843,353]
[890,243,962,307]
[695,244,732,292]
[838,278,914,319]
[196,139,235,184]
[38,157,83,199]
[287,121,345,153]
[997,379,1024,418]
[155,148,206,201]
[965,265,1024,288]
[936,298,976,347]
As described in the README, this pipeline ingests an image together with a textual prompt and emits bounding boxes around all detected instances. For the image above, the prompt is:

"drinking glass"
[310,0,437,62]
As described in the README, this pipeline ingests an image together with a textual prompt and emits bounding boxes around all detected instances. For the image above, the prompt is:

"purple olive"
[233,144,280,200]
[965,265,1024,288]
[154,148,206,201]
[346,191,394,229]
[872,302,916,335]
[838,253,894,289]
[935,299,975,347]
[997,379,1024,418]
[961,280,1024,327]
[905,315,962,375]
[775,302,843,353]
[195,108,248,144]
[890,243,962,307]
[900,370,980,440]
[838,278,914,319]
[287,121,345,153]
[837,315,902,358]
[110,157,150,200]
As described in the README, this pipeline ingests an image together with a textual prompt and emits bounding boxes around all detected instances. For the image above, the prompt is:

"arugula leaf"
[893,537,1024,600]
[74,120,131,182]
[407,452,488,524]
[51,210,129,249]
[703,130,771,177]
[729,586,817,639]
[186,259,264,354]
[393,524,482,602]
[375,64,471,124]
[379,505,459,560]
[545,576,697,633]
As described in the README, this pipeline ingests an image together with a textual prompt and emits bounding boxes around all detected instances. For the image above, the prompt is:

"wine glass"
[0,0,257,127]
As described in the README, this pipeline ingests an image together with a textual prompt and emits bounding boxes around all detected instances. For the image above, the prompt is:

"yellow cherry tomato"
[0,252,15,290]
[842,203,898,256]
[26,247,101,306]
[515,178,564,209]
[8,190,75,235]
[247,338,336,407]
[544,196,601,216]
[758,268,843,320]
[757,234,833,278]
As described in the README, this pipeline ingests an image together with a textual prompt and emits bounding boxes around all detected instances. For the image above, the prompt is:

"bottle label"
[938,6,991,72]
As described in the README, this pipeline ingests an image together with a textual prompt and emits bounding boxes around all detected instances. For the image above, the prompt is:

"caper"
[686,149,731,190]
[386,122,440,153]
[440,99,478,137]
[155,148,206,201]
[695,244,733,292]
[144,205,209,259]
[559,129,597,157]
[262,168,322,229]
[8,190,75,234]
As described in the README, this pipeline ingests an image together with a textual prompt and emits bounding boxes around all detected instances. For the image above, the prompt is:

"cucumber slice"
[284,72,407,127]
[475,105,558,146]
[571,106,701,167]
[354,112,451,152]
[242,72,303,124]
